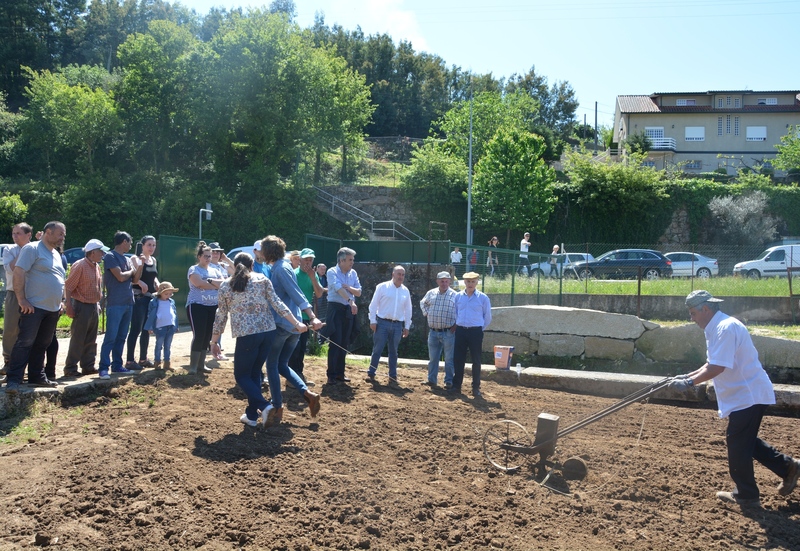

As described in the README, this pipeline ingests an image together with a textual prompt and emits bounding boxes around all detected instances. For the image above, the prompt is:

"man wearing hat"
[450,271,492,398]
[670,290,800,507]
[252,240,266,274]
[288,248,325,385]
[420,271,457,388]
[62,239,109,377]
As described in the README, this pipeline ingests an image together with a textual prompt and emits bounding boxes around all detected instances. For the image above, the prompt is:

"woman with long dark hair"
[211,253,320,428]
[126,235,159,369]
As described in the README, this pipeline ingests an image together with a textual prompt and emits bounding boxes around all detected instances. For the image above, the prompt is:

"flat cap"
[686,289,724,309]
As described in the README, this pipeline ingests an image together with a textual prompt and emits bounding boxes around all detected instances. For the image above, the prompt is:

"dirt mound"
[2,358,800,550]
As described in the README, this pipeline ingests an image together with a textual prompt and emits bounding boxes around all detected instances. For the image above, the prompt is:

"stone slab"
[482,332,538,355]
[752,335,800,369]
[634,324,707,363]
[584,337,635,361]
[490,305,648,340]
[538,334,584,357]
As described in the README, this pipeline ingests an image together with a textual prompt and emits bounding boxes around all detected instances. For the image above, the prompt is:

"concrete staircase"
[312,186,423,241]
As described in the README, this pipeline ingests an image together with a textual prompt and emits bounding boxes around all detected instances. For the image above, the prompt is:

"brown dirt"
[2,331,800,550]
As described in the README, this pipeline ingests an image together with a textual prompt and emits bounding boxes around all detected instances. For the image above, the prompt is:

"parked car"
[663,252,718,278]
[529,252,596,277]
[63,247,86,266]
[226,245,256,260]
[569,249,673,280]
[733,245,800,279]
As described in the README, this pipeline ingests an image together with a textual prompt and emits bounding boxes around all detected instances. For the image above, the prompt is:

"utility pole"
[593,101,599,155]
[466,93,474,271]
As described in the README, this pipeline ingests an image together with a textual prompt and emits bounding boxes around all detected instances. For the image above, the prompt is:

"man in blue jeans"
[366,266,412,385]
[99,231,142,379]
[419,271,457,388]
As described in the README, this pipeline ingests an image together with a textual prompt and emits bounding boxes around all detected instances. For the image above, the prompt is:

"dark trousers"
[326,303,354,380]
[65,300,99,372]
[3,290,20,364]
[6,307,60,384]
[453,326,483,391]
[288,327,310,379]
[187,303,217,352]
[234,331,274,422]
[726,404,792,499]
[127,295,152,361]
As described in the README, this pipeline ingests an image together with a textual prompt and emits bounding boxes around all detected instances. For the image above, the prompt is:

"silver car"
[530,253,596,278]
[664,252,719,278]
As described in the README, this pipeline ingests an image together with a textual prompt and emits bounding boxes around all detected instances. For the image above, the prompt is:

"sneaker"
[124,361,142,371]
[778,458,800,496]
[444,382,453,390]
[4,381,20,395]
[420,380,435,386]
[81,367,98,376]
[388,376,399,386]
[240,413,258,428]
[364,374,375,383]
[261,404,274,427]
[716,491,761,507]
[472,389,483,399]
[29,378,58,388]
[62,369,80,378]
[98,370,110,380]
[138,359,154,368]
[112,366,135,374]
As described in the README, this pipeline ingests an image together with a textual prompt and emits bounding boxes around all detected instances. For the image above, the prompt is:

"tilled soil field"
[2,353,800,550]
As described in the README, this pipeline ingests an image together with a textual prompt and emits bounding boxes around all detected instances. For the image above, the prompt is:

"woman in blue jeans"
[211,253,320,429]
[126,235,159,370]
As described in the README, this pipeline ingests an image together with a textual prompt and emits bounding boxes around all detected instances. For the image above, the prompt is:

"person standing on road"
[420,271,457,389]
[325,247,361,385]
[450,271,492,399]
[3,221,67,394]
[519,233,531,277]
[486,237,499,277]
[99,231,142,379]
[288,248,324,385]
[669,290,800,507]
[365,265,412,385]
[2,222,33,375]
[62,239,107,378]
[126,235,160,370]
[211,253,319,429]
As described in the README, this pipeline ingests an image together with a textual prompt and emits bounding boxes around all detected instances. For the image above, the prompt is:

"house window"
[746,126,767,141]
[726,115,731,134]
[734,117,740,136]
[685,127,705,141]
[685,160,702,169]
[676,99,696,106]
[644,127,664,139]
[734,98,741,108]
[757,98,778,105]
[718,117,723,136]
[642,160,656,167]
[726,96,731,106]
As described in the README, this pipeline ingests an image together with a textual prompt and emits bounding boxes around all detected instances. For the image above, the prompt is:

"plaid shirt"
[419,287,457,330]
[65,257,102,304]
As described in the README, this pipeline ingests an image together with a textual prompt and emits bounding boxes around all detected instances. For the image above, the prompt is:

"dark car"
[63,247,86,266]
[569,249,673,280]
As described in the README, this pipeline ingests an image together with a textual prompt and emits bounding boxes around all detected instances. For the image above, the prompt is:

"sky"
[178,0,800,128]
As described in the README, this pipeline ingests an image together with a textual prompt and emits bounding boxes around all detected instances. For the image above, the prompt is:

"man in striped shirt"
[63,239,108,377]
[420,271,457,389]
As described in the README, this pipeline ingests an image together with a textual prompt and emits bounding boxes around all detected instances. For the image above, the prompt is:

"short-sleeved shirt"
[65,257,102,304]
[186,264,219,306]
[104,250,134,307]
[3,244,22,291]
[295,267,320,321]
[15,241,65,312]
[704,310,775,418]
[420,287,457,330]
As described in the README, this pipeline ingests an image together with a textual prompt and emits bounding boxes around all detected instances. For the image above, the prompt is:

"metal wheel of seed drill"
[482,377,674,479]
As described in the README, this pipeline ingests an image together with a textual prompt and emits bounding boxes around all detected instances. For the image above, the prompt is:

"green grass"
[0,398,55,446]
[477,274,796,297]
[651,318,800,341]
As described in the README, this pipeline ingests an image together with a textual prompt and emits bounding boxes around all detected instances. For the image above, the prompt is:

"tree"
[774,125,800,172]
[472,128,556,242]
[708,190,777,247]
[505,66,579,141]
[625,131,652,154]
[0,194,28,242]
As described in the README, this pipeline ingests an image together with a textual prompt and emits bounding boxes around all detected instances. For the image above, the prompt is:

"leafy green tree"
[708,190,777,247]
[774,125,800,172]
[0,194,28,242]
[505,66,579,141]
[472,128,556,242]
[0,93,22,174]
[400,142,468,235]
[625,131,652,154]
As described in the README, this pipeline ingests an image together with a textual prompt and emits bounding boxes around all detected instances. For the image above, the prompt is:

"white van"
[733,245,800,279]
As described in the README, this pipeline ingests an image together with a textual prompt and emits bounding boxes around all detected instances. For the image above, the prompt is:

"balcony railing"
[650,137,677,150]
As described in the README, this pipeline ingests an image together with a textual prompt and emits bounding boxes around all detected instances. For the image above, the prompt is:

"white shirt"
[520,239,530,258]
[3,244,21,291]
[450,250,462,263]
[704,310,775,418]
[369,280,413,330]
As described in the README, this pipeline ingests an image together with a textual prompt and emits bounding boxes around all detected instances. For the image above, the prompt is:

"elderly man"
[670,290,800,507]
[63,239,108,377]
[252,240,266,274]
[2,222,33,374]
[450,271,492,398]
[365,265,412,385]
[325,247,361,385]
[288,248,325,385]
[4,221,66,394]
[420,271,457,388]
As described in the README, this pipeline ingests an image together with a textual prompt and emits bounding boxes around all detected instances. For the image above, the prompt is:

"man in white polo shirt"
[671,290,800,507]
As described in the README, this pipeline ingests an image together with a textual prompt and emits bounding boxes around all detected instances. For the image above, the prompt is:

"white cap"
[84,239,109,253]
[253,240,262,251]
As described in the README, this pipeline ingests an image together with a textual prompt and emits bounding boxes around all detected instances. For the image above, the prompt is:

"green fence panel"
[304,234,341,268]
[157,235,202,325]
